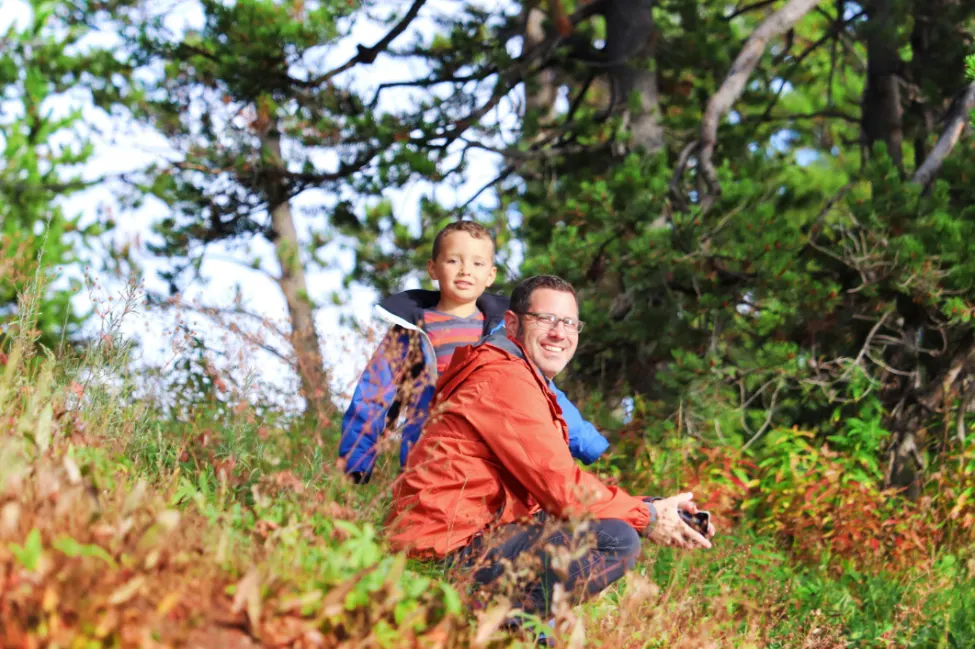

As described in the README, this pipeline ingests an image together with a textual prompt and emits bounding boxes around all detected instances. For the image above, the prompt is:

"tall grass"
[3,274,975,648]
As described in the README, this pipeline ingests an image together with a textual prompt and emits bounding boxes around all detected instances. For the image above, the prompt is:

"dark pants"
[450,514,642,617]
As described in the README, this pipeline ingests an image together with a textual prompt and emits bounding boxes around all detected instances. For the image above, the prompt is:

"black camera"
[678,509,711,537]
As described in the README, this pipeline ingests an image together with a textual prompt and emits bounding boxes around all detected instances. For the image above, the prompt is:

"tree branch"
[912,81,975,188]
[459,138,590,161]
[742,380,784,451]
[686,0,827,200]
[423,0,611,148]
[305,0,428,87]
[724,0,779,21]
[368,72,487,108]
[754,8,866,124]
[456,164,515,213]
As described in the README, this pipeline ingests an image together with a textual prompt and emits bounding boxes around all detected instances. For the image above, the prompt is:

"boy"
[338,221,608,483]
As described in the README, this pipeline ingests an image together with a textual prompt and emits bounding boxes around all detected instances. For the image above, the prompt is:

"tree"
[82,0,566,418]
[503,0,975,498]
[0,0,128,346]
[62,0,975,496]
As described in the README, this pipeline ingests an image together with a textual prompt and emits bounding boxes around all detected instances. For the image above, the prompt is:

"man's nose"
[546,321,568,338]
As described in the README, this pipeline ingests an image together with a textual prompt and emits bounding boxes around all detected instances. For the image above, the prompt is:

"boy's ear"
[426,258,438,281]
[486,264,497,287]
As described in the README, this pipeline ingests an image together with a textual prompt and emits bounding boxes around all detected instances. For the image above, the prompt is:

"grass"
[4,281,975,648]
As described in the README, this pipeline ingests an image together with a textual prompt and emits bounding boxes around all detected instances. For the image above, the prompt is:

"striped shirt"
[423,308,485,373]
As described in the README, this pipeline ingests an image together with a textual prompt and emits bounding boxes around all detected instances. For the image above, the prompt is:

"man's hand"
[643,492,714,549]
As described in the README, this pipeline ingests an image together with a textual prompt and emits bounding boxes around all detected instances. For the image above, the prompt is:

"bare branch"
[957,381,975,444]
[724,0,779,21]
[839,310,892,382]
[424,0,611,148]
[459,138,590,161]
[693,0,827,198]
[668,140,699,207]
[307,0,428,87]
[368,72,487,107]
[742,381,784,451]
[456,164,514,213]
[754,8,866,124]
[912,81,975,188]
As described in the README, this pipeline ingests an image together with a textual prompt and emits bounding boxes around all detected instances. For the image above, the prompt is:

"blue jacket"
[338,289,609,481]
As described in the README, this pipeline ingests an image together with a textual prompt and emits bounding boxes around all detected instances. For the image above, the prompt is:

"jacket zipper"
[373,305,439,380]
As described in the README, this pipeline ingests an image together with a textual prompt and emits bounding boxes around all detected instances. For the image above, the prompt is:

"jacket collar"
[377,289,509,333]
[476,330,550,383]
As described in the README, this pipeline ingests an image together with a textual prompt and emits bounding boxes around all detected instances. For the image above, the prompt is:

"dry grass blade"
[233,567,264,633]
[472,597,512,647]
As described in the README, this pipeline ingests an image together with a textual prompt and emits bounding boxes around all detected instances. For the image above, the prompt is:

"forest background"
[5,0,975,646]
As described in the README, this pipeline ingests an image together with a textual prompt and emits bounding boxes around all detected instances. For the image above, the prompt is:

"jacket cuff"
[641,500,658,536]
[576,432,611,465]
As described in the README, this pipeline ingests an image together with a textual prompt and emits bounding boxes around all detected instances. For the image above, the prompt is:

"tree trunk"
[522,4,561,141]
[887,336,975,497]
[261,127,332,418]
[605,0,664,154]
[861,0,903,170]
[907,0,973,187]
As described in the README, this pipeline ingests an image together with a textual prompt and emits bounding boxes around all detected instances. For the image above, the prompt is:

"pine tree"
[0,0,131,347]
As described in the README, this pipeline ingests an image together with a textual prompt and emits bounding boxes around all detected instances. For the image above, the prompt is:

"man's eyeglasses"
[517,311,585,334]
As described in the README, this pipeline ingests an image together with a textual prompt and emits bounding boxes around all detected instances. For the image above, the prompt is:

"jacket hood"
[436,331,541,400]
[377,289,509,331]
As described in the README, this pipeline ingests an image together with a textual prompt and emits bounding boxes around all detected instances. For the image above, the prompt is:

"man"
[385,275,713,616]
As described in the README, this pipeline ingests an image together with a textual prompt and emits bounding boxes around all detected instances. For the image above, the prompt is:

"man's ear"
[503,310,519,335]
[426,258,438,281]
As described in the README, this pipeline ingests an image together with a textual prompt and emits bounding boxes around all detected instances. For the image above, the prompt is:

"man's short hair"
[431,221,495,260]
[509,275,577,314]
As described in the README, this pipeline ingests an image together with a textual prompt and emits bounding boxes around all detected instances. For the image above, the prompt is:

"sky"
[1,0,518,410]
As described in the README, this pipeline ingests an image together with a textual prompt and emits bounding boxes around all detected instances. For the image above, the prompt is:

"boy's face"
[427,232,497,307]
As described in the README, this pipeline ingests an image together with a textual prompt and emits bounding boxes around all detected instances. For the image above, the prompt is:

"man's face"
[504,288,580,379]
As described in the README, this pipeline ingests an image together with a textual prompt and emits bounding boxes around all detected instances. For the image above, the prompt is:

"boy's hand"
[349,471,371,484]
[643,492,713,549]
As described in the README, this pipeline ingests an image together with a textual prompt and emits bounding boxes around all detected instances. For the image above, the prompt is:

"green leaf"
[9,528,44,571]
[52,535,117,568]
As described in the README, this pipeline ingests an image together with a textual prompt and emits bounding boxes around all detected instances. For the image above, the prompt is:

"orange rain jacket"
[385,333,652,559]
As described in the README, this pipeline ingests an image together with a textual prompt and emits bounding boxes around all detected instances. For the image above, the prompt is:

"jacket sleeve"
[338,327,409,477]
[550,382,610,465]
[471,367,650,531]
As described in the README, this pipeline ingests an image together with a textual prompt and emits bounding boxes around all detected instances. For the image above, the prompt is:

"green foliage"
[8,528,44,572]
[0,0,129,345]
[510,1,975,530]
[10,1,975,645]
[90,0,482,292]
